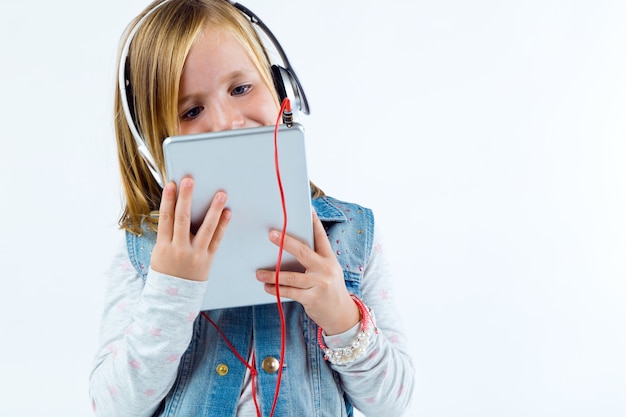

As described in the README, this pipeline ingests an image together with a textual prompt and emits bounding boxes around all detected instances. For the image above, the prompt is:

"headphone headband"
[118,0,309,187]
[228,1,310,116]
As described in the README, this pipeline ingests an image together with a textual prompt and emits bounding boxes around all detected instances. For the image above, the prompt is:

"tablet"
[162,123,313,311]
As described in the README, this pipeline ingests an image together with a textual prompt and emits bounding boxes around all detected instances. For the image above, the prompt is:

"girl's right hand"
[150,177,231,281]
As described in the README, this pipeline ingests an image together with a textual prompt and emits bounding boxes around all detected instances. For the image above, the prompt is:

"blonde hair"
[114,0,323,235]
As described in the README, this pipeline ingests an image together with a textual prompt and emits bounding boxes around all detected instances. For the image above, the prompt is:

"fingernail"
[182,177,193,188]
[270,231,280,240]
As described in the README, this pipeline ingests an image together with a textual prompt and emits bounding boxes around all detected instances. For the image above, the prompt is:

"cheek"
[178,124,202,136]
[251,88,280,125]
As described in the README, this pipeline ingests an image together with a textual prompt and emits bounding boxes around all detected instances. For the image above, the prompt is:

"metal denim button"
[216,363,229,376]
[261,356,280,374]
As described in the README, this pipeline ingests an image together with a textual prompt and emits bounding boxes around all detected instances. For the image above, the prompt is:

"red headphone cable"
[201,99,291,417]
[269,97,291,417]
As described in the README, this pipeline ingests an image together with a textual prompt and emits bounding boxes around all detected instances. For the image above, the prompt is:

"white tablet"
[162,123,313,311]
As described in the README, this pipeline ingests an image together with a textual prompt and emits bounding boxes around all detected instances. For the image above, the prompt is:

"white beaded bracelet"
[317,295,378,365]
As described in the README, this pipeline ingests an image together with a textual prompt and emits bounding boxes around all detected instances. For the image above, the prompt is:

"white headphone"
[118,0,310,187]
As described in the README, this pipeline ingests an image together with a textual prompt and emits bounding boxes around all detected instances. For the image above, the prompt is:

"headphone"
[118,0,310,187]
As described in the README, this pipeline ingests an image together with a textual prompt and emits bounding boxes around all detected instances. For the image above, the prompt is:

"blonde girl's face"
[177,27,278,134]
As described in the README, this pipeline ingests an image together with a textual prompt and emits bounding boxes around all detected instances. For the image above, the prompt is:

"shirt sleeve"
[323,222,416,416]
[89,237,208,417]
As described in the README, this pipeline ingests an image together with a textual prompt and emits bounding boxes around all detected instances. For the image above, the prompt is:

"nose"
[204,101,245,132]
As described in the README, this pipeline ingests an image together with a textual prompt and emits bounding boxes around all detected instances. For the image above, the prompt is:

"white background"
[1,0,625,416]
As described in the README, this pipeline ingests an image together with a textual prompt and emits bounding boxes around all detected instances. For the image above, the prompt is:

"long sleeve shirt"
[90,224,415,416]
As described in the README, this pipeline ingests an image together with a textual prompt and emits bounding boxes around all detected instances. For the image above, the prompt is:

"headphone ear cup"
[271,64,289,103]
[271,64,305,116]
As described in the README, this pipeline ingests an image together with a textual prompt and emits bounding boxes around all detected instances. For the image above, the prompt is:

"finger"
[256,269,309,290]
[311,211,334,258]
[156,181,177,243]
[261,281,306,302]
[267,211,331,269]
[268,229,318,271]
[193,191,230,250]
[207,208,232,255]
[172,177,194,243]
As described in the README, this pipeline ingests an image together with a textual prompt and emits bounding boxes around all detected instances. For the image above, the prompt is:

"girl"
[89,0,415,416]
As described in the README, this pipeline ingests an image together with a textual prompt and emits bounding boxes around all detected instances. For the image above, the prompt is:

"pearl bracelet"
[317,295,378,365]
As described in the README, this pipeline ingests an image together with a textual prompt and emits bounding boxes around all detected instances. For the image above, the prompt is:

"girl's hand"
[150,178,231,282]
[256,211,360,335]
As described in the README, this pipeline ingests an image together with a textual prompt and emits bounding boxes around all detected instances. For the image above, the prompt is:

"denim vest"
[127,195,374,417]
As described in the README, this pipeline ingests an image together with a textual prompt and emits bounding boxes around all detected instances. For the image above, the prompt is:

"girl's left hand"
[256,211,360,335]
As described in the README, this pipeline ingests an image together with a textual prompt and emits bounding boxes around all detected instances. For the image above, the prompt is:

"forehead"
[184,27,257,74]
[178,27,262,102]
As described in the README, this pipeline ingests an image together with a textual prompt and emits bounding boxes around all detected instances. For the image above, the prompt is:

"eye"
[180,106,203,121]
[231,84,252,96]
